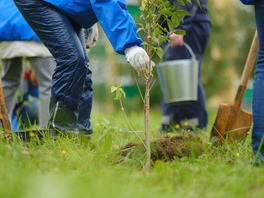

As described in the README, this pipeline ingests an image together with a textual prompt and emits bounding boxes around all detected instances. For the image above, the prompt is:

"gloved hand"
[85,23,99,49]
[125,46,155,76]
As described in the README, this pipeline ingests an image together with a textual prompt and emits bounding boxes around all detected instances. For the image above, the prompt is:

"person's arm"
[90,0,142,54]
[90,0,155,76]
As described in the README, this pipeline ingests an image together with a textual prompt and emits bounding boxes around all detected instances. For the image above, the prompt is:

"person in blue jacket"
[160,0,211,132]
[240,0,264,164]
[14,0,154,137]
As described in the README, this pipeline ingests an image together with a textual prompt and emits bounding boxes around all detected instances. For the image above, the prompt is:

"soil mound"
[121,134,205,162]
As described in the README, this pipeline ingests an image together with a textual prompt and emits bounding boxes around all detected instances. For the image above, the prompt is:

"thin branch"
[151,51,156,58]
[119,98,147,149]
[149,77,156,91]
[132,70,145,103]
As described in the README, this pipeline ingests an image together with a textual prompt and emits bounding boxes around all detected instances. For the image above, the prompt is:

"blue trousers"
[162,22,211,129]
[252,4,264,158]
[15,0,93,136]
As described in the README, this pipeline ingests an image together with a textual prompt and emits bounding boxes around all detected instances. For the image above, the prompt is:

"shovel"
[210,31,258,145]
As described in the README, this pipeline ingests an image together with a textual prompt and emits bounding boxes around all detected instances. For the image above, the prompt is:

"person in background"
[0,0,56,130]
[240,0,264,164]
[11,66,40,130]
[160,0,211,132]
[14,0,154,137]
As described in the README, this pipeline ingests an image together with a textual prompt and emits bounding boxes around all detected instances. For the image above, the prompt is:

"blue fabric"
[41,0,141,54]
[240,0,264,5]
[161,0,211,129]
[15,0,93,135]
[12,98,39,130]
[240,0,256,5]
[252,5,264,159]
[12,81,39,130]
[0,0,40,41]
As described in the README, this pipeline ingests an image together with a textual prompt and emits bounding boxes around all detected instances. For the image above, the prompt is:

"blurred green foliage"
[202,2,255,98]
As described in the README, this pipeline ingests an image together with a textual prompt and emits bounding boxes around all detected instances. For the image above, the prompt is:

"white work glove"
[85,23,99,49]
[125,46,155,76]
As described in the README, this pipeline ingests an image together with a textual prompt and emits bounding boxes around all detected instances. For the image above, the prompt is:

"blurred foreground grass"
[0,108,263,198]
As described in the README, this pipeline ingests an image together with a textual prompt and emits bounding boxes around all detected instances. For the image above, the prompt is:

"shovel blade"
[211,103,252,144]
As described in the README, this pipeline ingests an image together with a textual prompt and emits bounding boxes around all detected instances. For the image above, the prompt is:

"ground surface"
[0,109,263,198]
[121,134,205,161]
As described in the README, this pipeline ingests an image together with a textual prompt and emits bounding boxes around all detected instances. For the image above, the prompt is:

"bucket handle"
[163,43,196,61]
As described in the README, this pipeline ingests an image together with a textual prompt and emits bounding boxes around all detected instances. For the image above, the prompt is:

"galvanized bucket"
[157,43,199,104]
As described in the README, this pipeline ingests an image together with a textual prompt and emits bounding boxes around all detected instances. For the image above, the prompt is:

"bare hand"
[169,33,184,48]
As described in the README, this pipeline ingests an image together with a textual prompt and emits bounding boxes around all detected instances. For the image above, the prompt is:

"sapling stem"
[115,0,189,172]
[119,98,147,149]
[143,0,153,172]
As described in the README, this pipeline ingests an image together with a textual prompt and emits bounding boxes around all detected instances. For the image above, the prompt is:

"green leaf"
[117,81,122,88]
[158,36,169,43]
[114,91,121,101]
[153,28,163,37]
[196,0,201,9]
[174,29,186,35]
[120,88,126,98]
[152,36,159,45]
[137,27,144,33]
[156,47,164,59]
[111,86,117,93]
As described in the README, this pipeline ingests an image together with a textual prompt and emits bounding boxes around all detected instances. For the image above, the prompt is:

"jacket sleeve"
[90,0,142,54]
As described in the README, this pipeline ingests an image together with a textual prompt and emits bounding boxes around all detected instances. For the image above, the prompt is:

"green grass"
[0,108,263,198]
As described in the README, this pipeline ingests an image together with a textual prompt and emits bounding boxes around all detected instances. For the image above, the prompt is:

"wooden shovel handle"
[0,78,11,135]
[234,31,258,107]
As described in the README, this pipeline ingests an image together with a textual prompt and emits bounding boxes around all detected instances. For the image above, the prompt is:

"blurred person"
[240,0,264,164]
[0,0,56,130]
[11,66,40,130]
[14,0,154,137]
[160,0,211,132]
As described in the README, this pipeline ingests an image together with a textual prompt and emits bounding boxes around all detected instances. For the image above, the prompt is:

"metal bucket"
[157,44,199,104]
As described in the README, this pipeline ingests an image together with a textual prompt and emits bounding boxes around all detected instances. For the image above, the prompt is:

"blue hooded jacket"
[0,0,40,41]
[42,0,142,54]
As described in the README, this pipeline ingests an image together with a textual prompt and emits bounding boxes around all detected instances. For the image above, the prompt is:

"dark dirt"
[121,134,205,162]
